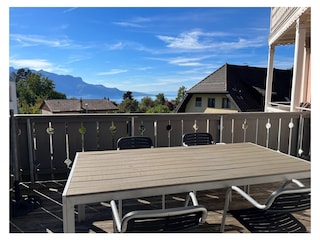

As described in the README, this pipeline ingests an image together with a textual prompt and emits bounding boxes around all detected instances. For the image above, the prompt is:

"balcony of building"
[265,7,311,113]
[9,111,311,233]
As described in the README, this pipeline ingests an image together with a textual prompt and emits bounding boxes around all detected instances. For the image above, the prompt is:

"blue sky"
[8,5,297,97]
[9,7,293,97]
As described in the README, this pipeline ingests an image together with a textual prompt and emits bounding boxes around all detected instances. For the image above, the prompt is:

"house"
[40,98,119,114]
[265,7,311,112]
[176,63,292,113]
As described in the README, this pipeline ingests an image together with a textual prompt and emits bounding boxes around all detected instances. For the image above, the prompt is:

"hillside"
[9,67,149,103]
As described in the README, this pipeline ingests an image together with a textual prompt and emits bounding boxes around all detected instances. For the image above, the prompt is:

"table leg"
[119,200,122,217]
[63,196,75,233]
[162,194,166,209]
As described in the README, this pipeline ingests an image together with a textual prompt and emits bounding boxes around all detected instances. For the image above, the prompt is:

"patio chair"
[182,132,215,198]
[110,191,207,233]
[220,179,311,233]
[182,132,215,146]
[116,136,153,150]
[116,136,167,208]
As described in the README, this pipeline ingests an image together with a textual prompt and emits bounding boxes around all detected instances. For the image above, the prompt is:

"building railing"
[10,112,310,182]
[267,102,311,112]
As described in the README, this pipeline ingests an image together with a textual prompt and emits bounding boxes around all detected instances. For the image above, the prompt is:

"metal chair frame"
[182,132,215,146]
[110,192,207,233]
[117,136,153,150]
[220,179,311,233]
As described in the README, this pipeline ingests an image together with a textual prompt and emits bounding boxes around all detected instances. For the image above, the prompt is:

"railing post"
[26,118,35,183]
[297,114,304,157]
[154,120,158,147]
[219,115,224,143]
[10,110,19,181]
[131,116,135,136]
[277,118,282,152]
[288,118,294,155]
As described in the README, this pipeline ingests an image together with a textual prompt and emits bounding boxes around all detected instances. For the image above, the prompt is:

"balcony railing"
[10,112,310,183]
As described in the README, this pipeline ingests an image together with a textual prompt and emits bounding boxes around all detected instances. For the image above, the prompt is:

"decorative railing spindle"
[46,122,55,179]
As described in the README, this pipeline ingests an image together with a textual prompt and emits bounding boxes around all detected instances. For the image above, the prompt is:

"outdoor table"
[62,142,311,233]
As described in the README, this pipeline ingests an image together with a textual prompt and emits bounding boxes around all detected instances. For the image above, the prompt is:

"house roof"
[41,99,119,113]
[188,64,228,94]
[177,63,292,112]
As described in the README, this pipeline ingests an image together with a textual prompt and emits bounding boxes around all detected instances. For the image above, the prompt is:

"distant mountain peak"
[10,67,150,103]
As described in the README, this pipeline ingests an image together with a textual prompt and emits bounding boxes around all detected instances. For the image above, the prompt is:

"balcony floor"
[9,178,310,233]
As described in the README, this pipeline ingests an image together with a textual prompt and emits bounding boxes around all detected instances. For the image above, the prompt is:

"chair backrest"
[121,205,207,232]
[265,187,311,213]
[182,132,214,146]
[117,136,153,150]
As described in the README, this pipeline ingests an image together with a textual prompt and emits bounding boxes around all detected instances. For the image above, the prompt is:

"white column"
[300,38,311,103]
[290,18,306,112]
[264,45,275,112]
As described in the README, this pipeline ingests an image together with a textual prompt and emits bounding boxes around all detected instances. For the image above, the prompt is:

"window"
[195,97,202,107]
[208,98,215,108]
[222,98,230,108]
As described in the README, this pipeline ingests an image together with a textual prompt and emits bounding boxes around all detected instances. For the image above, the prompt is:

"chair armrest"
[230,186,266,210]
[281,179,305,188]
[110,200,122,233]
[220,186,266,232]
[185,191,199,206]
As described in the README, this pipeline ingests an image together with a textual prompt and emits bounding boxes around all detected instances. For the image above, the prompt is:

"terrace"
[9,111,311,233]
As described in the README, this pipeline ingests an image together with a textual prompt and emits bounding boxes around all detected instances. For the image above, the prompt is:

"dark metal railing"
[10,111,310,182]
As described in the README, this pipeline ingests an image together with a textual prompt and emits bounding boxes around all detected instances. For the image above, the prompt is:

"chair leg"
[244,185,250,194]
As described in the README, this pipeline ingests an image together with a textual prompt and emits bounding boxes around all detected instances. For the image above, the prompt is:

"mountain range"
[9,67,150,103]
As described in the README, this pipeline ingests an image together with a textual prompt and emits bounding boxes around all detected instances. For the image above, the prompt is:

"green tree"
[122,91,133,100]
[146,104,170,113]
[176,86,187,104]
[139,96,155,112]
[118,92,139,113]
[14,68,66,113]
[118,99,139,113]
[154,93,166,106]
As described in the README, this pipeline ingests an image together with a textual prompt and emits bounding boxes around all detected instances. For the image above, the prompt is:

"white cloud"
[10,58,53,71]
[218,37,266,49]
[169,56,212,66]
[113,16,151,28]
[10,34,71,48]
[10,57,70,74]
[158,31,207,50]
[113,21,144,28]
[97,69,128,75]
[10,33,91,50]
[157,30,266,51]
[148,55,215,67]
[108,42,125,50]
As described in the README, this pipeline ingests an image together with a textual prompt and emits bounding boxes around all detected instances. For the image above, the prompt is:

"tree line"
[12,68,187,114]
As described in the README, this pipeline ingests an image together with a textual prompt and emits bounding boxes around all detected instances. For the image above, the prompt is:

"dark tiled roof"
[226,64,292,111]
[177,63,292,112]
[188,64,227,93]
[41,99,119,113]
